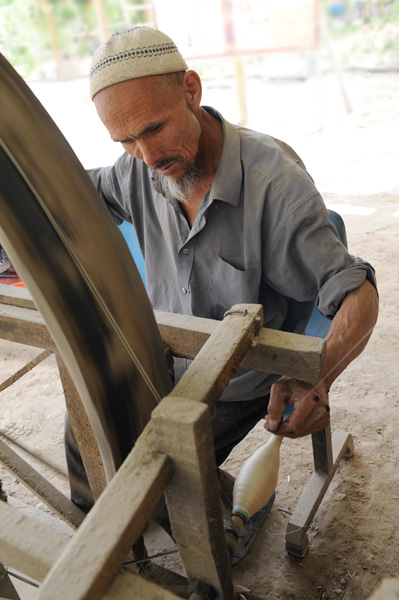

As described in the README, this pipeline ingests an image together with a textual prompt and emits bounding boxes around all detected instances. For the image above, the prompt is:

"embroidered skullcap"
[90,26,188,99]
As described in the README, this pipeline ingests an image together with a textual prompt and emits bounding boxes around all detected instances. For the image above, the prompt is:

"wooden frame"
[0,285,353,598]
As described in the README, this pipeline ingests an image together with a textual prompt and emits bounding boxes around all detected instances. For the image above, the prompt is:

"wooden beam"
[172,303,263,406]
[0,502,182,600]
[0,437,85,530]
[55,354,107,502]
[37,423,173,600]
[105,570,184,600]
[0,284,35,309]
[0,302,55,351]
[155,309,325,385]
[0,501,69,583]
[0,290,325,386]
[153,397,234,600]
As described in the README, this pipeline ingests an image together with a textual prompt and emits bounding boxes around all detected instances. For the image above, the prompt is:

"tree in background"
[0,0,154,80]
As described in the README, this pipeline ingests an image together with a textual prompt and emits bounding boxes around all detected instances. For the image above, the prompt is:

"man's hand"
[264,279,378,439]
[264,376,330,438]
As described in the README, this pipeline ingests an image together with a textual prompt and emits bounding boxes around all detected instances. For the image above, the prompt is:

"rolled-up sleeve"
[317,256,377,319]
[265,191,377,321]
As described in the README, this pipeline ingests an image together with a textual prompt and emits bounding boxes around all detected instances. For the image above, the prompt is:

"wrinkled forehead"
[93,75,181,130]
[94,73,182,107]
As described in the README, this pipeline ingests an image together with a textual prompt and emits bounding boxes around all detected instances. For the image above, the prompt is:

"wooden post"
[36,424,172,600]
[171,304,263,406]
[153,397,234,600]
[93,0,109,41]
[0,437,84,530]
[286,429,354,557]
[56,354,107,501]
[152,305,265,599]
[42,0,63,77]
[312,424,333,474]
[234,58,248,126]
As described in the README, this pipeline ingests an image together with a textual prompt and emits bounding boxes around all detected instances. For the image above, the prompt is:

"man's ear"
[182,70,202,112]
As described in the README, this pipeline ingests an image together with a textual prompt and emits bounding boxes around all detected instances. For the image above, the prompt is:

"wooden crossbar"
[0,285,326,385]
[0,502,182,600]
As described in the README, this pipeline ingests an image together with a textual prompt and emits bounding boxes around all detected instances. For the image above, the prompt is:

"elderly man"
[66,26,378,526]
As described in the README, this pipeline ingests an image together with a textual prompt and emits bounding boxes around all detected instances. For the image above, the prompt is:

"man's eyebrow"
[112,122,162,143]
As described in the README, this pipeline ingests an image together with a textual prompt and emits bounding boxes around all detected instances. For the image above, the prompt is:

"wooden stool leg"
[286,426,354,557]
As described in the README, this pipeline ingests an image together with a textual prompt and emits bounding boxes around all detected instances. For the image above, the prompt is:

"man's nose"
[135,140,163,168]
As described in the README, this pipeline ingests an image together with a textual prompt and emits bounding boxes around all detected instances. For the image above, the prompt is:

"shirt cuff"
[317,257,377,319]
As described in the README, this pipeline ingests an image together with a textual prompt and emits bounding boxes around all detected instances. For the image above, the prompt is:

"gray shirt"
[89,107,376,401]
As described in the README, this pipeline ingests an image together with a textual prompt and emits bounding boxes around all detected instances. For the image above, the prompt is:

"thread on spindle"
[232,435,283,521]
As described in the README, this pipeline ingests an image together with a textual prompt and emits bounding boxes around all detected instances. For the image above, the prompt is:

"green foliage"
[0,0,36,78]
[0,0,126,80]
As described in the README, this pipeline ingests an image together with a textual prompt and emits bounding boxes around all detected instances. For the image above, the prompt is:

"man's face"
[93,73,202,183]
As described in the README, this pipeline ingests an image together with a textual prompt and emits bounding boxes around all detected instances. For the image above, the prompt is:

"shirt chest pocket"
[208,256,260,320]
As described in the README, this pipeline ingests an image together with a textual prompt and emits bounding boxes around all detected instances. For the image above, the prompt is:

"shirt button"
[181,287,187,294]
[183,248,190,254]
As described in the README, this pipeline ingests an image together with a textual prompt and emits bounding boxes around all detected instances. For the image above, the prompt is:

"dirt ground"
[0,67,398,600]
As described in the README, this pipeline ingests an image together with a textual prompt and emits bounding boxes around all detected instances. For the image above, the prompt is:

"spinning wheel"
[0,53,171,485]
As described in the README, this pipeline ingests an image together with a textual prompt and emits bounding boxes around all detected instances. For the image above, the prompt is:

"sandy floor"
[0,68,398,599]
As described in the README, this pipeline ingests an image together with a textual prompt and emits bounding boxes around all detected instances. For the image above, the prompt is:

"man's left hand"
[264,376,330,438]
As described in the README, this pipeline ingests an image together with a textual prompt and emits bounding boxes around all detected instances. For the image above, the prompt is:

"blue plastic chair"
[119,222,146,285]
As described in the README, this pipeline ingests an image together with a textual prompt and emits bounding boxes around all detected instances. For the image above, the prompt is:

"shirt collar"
[203,106,242,207]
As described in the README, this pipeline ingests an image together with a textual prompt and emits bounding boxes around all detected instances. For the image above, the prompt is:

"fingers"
[266,377,292,432]
[264,377,330,438]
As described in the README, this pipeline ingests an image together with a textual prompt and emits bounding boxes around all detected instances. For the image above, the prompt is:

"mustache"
[153,156,183,171]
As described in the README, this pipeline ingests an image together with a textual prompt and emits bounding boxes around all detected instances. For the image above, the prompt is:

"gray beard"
[156,162,202,204]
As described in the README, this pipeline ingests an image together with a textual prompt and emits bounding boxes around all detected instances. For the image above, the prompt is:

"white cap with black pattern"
[90,26,188,99]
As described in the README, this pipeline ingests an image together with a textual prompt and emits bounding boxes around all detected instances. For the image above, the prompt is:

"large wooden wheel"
[0,53,171,483]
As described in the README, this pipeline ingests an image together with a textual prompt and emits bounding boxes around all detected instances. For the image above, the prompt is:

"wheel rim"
[0,54,171,482]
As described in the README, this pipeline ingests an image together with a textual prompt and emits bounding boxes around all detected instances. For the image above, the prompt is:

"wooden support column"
[153,304,265,599]
[312,424,333,474]
[0,502,182,600]
[0,436,84,530]
[286,429,354,557]
[171,303,264,407]
[36,424,173,600]
[153,396,234,600]
[56,354,106,501]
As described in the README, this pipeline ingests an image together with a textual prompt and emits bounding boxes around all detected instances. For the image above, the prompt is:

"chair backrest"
[305,209,348,339]
[119,221,146,285]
